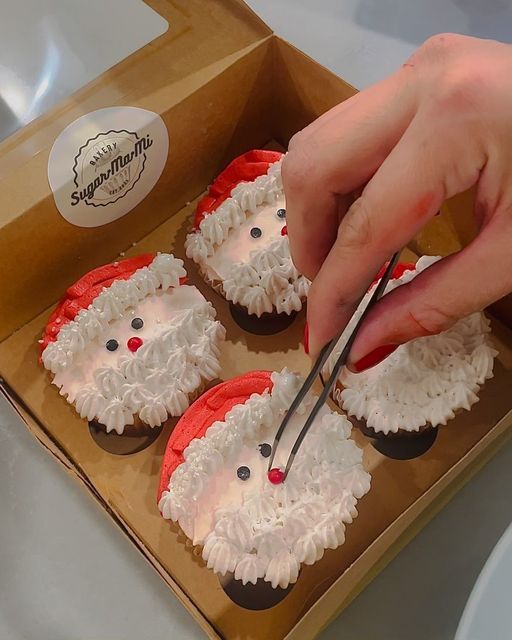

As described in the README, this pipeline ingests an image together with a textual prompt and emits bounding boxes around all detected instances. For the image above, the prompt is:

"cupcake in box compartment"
[324,256,498,438]
[39,253,225,435]
[158,368,370,589]
[185,150,310,324]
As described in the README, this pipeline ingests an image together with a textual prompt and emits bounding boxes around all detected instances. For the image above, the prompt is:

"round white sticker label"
[48,107,168,228]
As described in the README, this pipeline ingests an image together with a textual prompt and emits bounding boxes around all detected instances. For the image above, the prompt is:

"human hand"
[282,33,512,369]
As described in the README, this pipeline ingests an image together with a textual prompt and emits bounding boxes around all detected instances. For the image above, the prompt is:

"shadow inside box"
[355,417,439,460]
[218,572,295,610]
[88,420,167,456]
[221,301,305,354]
[229,303,298,336]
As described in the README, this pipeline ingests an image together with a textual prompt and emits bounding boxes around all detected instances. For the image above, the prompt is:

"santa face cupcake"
[185,150,310,318]
[324,256,498,437]
[40,254,225,435]
[158,369,370,589]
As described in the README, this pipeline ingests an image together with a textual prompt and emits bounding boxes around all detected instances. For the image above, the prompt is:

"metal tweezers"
[267,251,400,481]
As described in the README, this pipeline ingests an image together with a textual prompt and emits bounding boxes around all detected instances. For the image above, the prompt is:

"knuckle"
[309,283,350,315]
[287,129,305,151]
[290,250,313,280]
[438,64,487,107]
[427,74,487,124]
[413,34,494,112]
[407,303,457,336]
[288,236,318,280]
[419,32,465,59]
[307,285,322,309]
[336,197,374,253]
[281,143,315,193]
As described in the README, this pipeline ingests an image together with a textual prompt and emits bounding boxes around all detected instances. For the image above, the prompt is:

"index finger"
[282,67,417,281]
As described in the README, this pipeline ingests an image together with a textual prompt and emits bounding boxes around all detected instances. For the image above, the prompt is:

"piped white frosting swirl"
[42,255,226,434]
[70,303,224,433]
[159,369,370,589]
[185,159,310,316]
[42,254,187,373]
[222,238,308,316]
[325,256,498,434]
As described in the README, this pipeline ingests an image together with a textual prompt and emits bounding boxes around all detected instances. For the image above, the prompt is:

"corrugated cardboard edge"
[285,411,512,639]
[0,381,222,640]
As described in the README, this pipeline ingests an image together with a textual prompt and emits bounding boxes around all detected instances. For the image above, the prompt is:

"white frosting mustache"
[72,305,224,433]
[158,369,371,589]
[223,238,309,316]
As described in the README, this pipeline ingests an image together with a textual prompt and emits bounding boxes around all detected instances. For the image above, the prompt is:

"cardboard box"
[0,2,511,638]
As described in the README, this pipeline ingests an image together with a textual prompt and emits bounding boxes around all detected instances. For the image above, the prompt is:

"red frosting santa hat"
[185,150,309,317]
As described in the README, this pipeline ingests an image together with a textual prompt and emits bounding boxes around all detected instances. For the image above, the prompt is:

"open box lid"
[0,0,273,340]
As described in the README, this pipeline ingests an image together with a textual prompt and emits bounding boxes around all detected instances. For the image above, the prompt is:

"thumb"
[347,218,512,371]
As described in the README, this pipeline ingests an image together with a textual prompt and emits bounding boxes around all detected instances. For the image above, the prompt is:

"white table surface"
[2,1,512,639]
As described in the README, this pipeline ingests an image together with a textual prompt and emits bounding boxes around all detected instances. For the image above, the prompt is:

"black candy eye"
[276,208,286,219]
[250,227,262,239]
[106,339,119,352]
[131,317,144,330]
[258,443,272,458]
[237,466,251,481]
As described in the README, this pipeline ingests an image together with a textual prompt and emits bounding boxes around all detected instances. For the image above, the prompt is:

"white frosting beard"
[159,369,371,589]
[325,256,498,434]
[185,159,310,316]
[42,255,226,434]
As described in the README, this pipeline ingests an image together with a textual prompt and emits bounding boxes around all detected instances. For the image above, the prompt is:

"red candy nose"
[281,225,288,236]
[127,336,143,352]
[268,468,285,484]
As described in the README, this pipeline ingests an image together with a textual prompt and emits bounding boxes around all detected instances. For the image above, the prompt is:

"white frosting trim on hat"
[158,369,371,589]
[185,159,310,316]
[325,256,498,434]
[42,253,187,373]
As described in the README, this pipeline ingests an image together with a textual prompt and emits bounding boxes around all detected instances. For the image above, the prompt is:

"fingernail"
[350,344,398,373]
[304,323,309,354]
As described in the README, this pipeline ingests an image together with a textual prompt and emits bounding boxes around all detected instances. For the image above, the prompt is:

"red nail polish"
[304,324,309,354]
[352,344,398,373]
